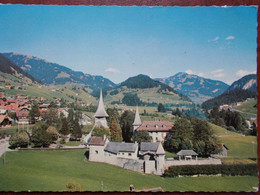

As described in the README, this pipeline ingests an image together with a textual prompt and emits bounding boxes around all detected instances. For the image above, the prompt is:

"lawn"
[0,150,258,192]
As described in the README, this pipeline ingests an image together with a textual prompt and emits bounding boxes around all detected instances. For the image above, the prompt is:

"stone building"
[94,88,109,128]
[87,136,166,175]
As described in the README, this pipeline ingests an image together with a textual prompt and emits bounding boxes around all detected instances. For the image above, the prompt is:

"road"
[0,137,11,157]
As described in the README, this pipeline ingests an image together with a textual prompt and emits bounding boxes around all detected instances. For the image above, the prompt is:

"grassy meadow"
[0,150,258,192]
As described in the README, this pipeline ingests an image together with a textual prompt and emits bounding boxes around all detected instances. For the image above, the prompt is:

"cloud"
[211,69,226,78]
[225,36,235,40]
[208,36,220,42]
[185,69,196,75]
[105,67,119,73]
[235,69,256,78]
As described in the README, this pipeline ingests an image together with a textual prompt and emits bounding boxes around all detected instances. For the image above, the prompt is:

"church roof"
[104,142,138,154]
[133,106,142,126]
[94,88,108,118]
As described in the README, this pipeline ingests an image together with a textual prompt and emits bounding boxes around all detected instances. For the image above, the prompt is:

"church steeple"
[94,88,108,128]
[133,106,142,135]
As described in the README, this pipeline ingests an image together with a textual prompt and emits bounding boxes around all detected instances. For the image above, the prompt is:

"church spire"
[94,88,109,128]
[94,88,108,118]
[133,106,142,135]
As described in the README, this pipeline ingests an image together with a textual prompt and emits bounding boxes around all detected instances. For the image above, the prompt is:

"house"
[39,104,50,114]
[0,106,7,115]
[58,108,69,118]
[133,107,173,142]
[0,115,12,127]
[16,110,29,124]
[135,120,173,142]
[79,114,92,126]
[177,150,198,160]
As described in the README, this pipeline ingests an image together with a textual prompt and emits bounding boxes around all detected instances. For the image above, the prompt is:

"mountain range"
[2,52,257,106]
[3,53,116,94]
[156,72,229,104]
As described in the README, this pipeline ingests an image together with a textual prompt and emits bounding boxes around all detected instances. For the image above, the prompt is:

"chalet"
[39,104,50,114]
[0,115,12,127]
[16,110,29,124]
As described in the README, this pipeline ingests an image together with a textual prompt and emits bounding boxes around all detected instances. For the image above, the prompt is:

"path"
[0,137,11,157]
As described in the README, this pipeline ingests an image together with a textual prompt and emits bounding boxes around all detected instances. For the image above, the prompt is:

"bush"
[164,164,258,177]
[9,131,29,148]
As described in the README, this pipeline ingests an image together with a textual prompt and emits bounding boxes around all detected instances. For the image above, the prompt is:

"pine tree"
[71,120,82,140]
[28,101,40,124]
[110,116,122,142]
[60,118,70,136]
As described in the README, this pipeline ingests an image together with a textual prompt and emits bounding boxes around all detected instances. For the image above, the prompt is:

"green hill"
[0,71,96,104]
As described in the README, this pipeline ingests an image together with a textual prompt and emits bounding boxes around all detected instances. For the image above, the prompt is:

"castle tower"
[94,88,109,128]
[132,106,142,136]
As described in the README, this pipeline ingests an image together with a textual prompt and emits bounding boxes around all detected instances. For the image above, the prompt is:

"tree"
[191,118,220,157]
[41,108,59,127]
[31,122,52,147]
[133,131,152,144]
[60,118,70,136]
[46,126,59,142]
[157,103,166,113]
[28,101,40,124]
[107,108,119,127]
[110,116,122,142]
[71,120,82,140]
[9,131,29,148]
[67,109,75,133]
[92,126,110,137]
[164,118,193,153]
[120,110,135,142]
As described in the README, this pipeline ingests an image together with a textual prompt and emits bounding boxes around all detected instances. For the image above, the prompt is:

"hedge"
[164,164,258,177]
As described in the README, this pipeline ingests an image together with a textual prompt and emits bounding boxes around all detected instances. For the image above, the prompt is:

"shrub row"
[164,164,258,177]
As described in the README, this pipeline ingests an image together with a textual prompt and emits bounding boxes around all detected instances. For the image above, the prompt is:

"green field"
[0,150,258,192]
[210,123,257,159]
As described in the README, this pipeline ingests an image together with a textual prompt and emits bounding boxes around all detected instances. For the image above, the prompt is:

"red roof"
[5,105,20,112]
[88,136,107,146]
[16,111,29,118]
[136,120,173,132]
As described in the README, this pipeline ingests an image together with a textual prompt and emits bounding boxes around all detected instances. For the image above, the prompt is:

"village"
[0,89,230,176]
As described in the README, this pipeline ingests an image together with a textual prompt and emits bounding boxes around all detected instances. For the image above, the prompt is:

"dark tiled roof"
[136,121,173,132]
[88,136,106,146]
[104,142,138,154]
[140,142,159,152]
[177,150,198,156]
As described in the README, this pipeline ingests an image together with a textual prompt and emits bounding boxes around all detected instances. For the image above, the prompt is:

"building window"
[155,124,158,128]
[146,125,150,128]
[122,153,124,155]
[128,153,132,156]
[95,150,98,154]
[162,124,166,128]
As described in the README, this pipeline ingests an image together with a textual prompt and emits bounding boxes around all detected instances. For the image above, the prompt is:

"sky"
[0,5,257,84]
